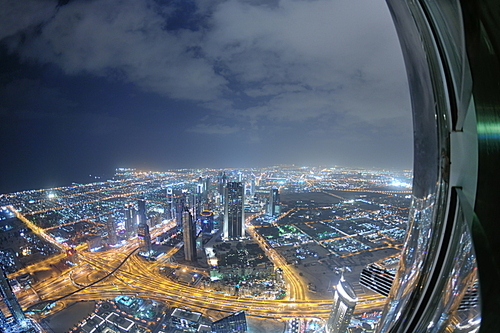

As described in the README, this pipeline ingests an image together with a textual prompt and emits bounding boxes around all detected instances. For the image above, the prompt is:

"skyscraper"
[219,172,228,203]
[267,188,280,216]
[137,200,147,225]
[124,203,136,236]
[200,210,214,234]
[223,182,245,239]
[359,263,396,297]
[211,310,247,333]
[137,223,152,255]
[182,208,197,262]
[175,195,186,228]
[325,277,357,333]
[106,215,117,246]
[166,187,174,220]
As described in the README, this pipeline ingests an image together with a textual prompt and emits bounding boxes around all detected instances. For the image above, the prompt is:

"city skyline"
[0,165,414,332]
[0,0,412,194]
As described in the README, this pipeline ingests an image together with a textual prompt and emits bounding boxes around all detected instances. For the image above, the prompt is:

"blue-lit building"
[200,210,214,234]
[211,310,247,333]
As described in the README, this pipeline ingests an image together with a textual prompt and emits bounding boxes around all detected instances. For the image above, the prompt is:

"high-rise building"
[182,208,197,262]
[224,182,245,239]
[200,210,214,234]
[166,187,174,220]
[124,203,136,236]
[0,266,33,331]
[204,177,211,202]
[267,188,280,216]
[176,195,186,228]
[106,215,117,245]
[219,172,228,202]
[325,277,357,333]
[137,200,147,225]
[211,310,247,333]
[137,223,152,255]
[360,263,395,297]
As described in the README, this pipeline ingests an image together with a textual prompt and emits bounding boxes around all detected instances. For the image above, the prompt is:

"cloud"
[2,0,412,166]
[0,0,57,41]
[187,123,240,135]
[7,0,227,101]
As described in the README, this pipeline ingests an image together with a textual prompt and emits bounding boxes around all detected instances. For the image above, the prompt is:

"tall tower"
[137,223,152,255]
[325,277,357,333]
[200,210,214,234]
[219,172,228,203]
[124,203,136,236]
[166,187,174,220]
[182,208,197,262]
[138,200,147,225]
[106,215,117,245]
[176,195,186,228]
[268,188,280,216]
[224,182,245,239]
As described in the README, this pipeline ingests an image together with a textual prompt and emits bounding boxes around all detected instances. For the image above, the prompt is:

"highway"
[7,207,387,321]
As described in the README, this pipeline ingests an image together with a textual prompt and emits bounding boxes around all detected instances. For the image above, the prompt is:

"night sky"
[0,0,412,194]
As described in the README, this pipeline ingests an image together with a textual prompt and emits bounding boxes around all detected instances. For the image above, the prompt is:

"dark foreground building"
[211,311,247,333]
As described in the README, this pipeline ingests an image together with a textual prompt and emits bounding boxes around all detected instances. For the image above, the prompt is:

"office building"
[211,310,247,333]
[168,308,203,332]
[137,200,147,225]
[200,210,214,234]
[124,203,136,236]
[325,277,357,333]
[182,208,197,262]
[223,182,245,239]
[360,263,395,297]
[166,187,174,220]
[267,188,280,216]
[137,223,152,255]
[218,172,228,202]
[176,195,186,228]
[106,215,117,245]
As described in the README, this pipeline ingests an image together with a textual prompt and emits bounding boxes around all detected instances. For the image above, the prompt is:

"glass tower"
[223,182,245,239]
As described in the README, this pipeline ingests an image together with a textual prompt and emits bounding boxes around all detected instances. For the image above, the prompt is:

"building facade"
[223,182,245,239]
[325,277,357,333]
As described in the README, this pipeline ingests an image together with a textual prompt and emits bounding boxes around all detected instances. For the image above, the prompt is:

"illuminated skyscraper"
[267,188,280,216]
[106,215,117,245]
[137,223,152,255]
[223,182,245,239]
[176,195,186,228]
[182,208,197,262]
[211,310,247,333]
[219,172,228,202]
[124,203,136,236]
[200,210,214,234]
[325,277,357,333]
[166,187,174,220]
[137,200,147,225]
